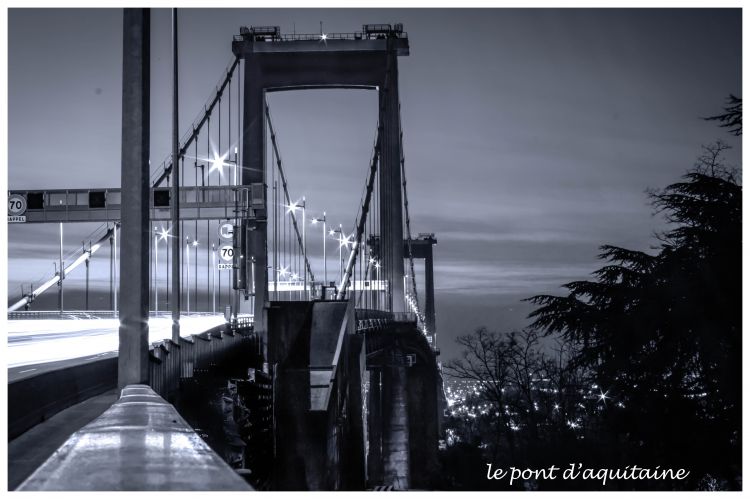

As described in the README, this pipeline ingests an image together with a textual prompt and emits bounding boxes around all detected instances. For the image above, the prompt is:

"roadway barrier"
[148,325,256,399]
[17,385,252,491]
[9,356,117,440]
[9,321,255,440]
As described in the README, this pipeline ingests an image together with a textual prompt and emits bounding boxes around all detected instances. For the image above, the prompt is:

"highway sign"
[219,245,235,262]
[8,194,27,215]
[219,223,234,240]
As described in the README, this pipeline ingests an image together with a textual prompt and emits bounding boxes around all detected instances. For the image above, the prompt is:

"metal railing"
[148,322,256,399]
[234,31,408,43]
[354,309,417,333]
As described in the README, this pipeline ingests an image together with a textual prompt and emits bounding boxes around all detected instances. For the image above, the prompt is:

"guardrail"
[354,309,417,333]
[149,323,255,400]
[233,31,408,43]
[17,385,252,491]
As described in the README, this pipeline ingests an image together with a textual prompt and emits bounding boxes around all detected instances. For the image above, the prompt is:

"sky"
[6,8,742,360]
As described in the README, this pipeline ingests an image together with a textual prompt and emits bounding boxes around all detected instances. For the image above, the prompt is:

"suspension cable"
[399,102,426,330]
[152,56,240,188]
[265,102,315,284]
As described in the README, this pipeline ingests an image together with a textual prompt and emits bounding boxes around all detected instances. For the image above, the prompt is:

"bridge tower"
[231,26,410,349]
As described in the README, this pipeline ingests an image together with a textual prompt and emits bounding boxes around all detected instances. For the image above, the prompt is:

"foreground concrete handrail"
[18,385,252,491]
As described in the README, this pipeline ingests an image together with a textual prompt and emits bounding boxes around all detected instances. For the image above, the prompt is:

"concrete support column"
[242,55,268,351]
[367,368,384,483]
[382,355,410,489]
[378,49,405,313]
[424,245,436,337]
[118,8,150,389]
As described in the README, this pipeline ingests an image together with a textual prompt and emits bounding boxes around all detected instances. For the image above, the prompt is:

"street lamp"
[311,211,327,290]
[153,226,172,315]
[186,236,191,315]
[287,198,307,300]
[370,258,381,310]
[192,238,199,313]
[301,198,307,300]
[329,225,344,284]
[153,227,159,314]
[212,243,216,314]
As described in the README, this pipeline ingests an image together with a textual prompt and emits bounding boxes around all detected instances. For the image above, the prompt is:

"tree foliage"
[703,94,742,136]
[524,141,741,488]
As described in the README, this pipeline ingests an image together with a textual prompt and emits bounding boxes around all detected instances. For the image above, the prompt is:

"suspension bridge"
[8,13,444,491]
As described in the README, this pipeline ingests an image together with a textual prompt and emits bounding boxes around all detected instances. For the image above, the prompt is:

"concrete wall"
[18,385,251,491]
[269,299,367,490]
[9,357,117,440]
[366,325,442,490]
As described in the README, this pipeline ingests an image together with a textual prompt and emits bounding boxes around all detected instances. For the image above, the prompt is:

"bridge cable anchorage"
[398,101,427,334]
[8,223,118,312]
[151,56,241,188]
[265,102,315,286]
[336,39,398,300]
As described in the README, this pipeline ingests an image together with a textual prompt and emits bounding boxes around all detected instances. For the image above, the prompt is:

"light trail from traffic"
[7,315,226,368]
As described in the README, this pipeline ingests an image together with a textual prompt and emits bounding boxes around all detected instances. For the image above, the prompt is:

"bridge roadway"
[7,314,227,381]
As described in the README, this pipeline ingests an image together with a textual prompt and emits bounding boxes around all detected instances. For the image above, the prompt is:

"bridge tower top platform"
[232,24,409,59]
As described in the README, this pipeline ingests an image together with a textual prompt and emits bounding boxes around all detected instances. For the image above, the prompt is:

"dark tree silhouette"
[442,329,608,490]
[525,141,741,489]
[703,94,742,136]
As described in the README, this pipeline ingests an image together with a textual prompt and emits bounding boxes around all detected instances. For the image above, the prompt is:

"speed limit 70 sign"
[8,194,27,223]
[220,245,235,261]
[218,245,235,270]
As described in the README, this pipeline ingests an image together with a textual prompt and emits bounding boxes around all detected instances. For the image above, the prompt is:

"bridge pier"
[381,359,410,488]
[268,299,368,490]
[367,368,384,481]
[365,323,442,490]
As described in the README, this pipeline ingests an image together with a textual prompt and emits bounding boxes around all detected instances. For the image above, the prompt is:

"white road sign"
[219,223,234,240]
[8,194,27,223]
[8,194,27,215]
[219,245,235,262]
